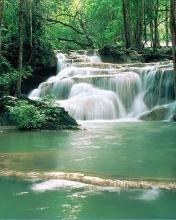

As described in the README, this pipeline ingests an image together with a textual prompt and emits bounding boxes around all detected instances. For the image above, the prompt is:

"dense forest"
[0,0,176,98]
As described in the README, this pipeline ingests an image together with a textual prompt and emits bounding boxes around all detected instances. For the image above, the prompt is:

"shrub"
[0,56,31,97]
[9,101,45,130]
[40,94,56,106]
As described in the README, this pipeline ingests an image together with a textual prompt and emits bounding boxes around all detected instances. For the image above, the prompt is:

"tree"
[153,0,160,52]
[16,0,24,97]
[25,0,32,63]
[165,0,169,47]
[170,0,176,70]
[134,0,144,50]
[170,0,176,96]
[122,0,131,49]
[0,0,4,54]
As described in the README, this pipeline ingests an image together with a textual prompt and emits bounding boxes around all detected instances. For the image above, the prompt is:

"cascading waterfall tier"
[29,50,175,120]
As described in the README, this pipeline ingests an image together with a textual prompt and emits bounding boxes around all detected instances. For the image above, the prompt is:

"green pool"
[0,121,176,218]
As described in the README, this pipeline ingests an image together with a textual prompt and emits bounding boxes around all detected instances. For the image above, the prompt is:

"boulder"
[126,49,144,62]
[139,105,169,121]
[0,95,79,130]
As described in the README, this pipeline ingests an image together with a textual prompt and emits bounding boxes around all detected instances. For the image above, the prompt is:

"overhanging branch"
[46,18,83,35]
[58,37,91,47]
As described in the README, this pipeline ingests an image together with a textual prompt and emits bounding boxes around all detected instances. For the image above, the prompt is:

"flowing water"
[29,50,176,120]
[1,51,176,219]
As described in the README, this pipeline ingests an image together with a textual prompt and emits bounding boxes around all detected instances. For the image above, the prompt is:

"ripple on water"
[14,191,29,196]
[74,156,96,162]
[134,188,162,201]
[73,145,101,149]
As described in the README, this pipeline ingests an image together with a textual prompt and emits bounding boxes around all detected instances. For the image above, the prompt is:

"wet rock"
[170,114,176,122]
[139,106,169,121]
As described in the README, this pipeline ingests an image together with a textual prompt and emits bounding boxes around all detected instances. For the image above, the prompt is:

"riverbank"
[99,46,173,63]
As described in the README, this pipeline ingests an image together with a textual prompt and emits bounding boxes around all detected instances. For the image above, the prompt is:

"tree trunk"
[153,0,160,52]
[149,0,154,48]
[135,0,144,50]
[165,0,169,47]
[122,0,131,49]
[170,0,176,97]
[16,0,24,97]
[143,1,147,46]
[25,0,33,63]
[150,20,154,48]
[0,0,4,54]
[170,0,176,70]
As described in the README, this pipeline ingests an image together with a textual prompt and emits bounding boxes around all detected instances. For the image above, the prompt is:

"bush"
[9,101,45,130]
[7,96,78,130]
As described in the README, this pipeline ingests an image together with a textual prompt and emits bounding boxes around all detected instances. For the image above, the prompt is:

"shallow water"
[0,177,176,219]
[0,121,176,218]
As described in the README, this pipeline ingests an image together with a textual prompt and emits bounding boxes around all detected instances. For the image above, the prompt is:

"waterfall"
[29,51,175,121]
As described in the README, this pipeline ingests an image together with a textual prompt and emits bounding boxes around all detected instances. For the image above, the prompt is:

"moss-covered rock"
[99,46,172,64]
[99,46,144,63]
[0,95,78,130]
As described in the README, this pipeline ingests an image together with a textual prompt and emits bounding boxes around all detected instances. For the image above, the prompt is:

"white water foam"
[31,179,88,192]
[31,179,124,194]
